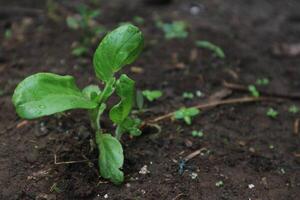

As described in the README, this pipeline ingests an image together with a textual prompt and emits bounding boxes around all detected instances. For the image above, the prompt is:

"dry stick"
[148,96,276,124]
[223,81,300,100]
[54,154,96,165]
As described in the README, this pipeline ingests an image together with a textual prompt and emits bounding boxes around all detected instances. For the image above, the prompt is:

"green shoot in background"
[266,108,278,118]
[174,107,200,125]
[12,24,144,184]
[248,84,260,97]
[196,40,225,59]
[156,20,188,40]
[142,90,163,102]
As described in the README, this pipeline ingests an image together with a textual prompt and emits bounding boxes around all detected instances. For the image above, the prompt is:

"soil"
[1,0,300,199]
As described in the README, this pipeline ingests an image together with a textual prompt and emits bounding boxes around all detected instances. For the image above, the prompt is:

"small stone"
[104,194,108,199]
[215,180,224,187]
[139,165,150,175]
[248,184,255,189]
[190,172,198,179]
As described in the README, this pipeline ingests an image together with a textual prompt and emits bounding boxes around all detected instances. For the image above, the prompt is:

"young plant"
[289,105,299,114]
[66,4,106,57]
[266,108,278,118]
[156,20,188,40]
[142,90,163,102]
[174,107,200,125]
[248,84,260,97]
[12,24,144,184]
[182,92,194,99]
[256,78,269,86]
[191,130,203,137]
[196,40,225,59]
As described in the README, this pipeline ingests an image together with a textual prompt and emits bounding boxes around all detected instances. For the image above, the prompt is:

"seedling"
[289,105,299,114]
[156,20,188,39]
[133,16,144,25]
[196,40,225,59]
[248,84,260,97]
[12,24,144,184]
[142,90,163,102]
[4,28,12,39]
[256,78,269,86]
[66,4,106,57]
[266,108,278,118]
[174,107,200,125]
[191,130,203,137]
[182,92,194,99]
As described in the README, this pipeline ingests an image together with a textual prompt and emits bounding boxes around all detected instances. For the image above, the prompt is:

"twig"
[147,96,275,123]
[172,193,185,200]
[184,148,207,161]
[294,118,299,135]
[223,81,300,99]
[54,154,96,165]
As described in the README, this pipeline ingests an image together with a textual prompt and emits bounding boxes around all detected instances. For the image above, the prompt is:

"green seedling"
[133,16,144,25]
[142,90,163,102]
[66,4,106,57]
[289,105,299,114]
[12,24,144,184]
[156,20,188,39]
[256,78,269,86]
[182,92,194,99]
[266,108,278,118]
[4,28,12,39]
[191,130,203,137]
[174,107,200,125]
[196,40,225,59]
[248,84,260,97]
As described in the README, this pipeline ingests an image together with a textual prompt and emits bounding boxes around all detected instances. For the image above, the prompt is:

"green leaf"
[12,73,97,119]
[196,40,225,59]
[66,16,80,29]
[248,84,260,97]
[96,134,124,184]
[109,74,135,124]
[174,107,200,125]
[93,24,144,82]
[157,21,188,40]
[119,117,142,137]
[142,90,163,102]
[82,85,101,101]
[136,90,144,110]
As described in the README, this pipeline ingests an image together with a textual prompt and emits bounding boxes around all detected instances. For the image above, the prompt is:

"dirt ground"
[1,0,300,199]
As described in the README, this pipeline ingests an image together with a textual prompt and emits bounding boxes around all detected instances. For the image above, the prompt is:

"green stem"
[115,126,123,140]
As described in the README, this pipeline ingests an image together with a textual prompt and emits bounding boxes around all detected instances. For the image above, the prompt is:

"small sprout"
[269,144,274,149]
[289,105,299,114]
[215,180,224,187]
[248,84,260,97]
[266,108,278,118]
[196,40,225,59]
[190,172,198,179]
[191,130,203,138]
[133,16,144,25]
[4,28,12,39]
[142,90,163,102]
[256,78,269,86]
[71,46,89,57]
[0,89,4,96]
[174,107,200,125]
[12,24,144,184]
[182,92,194,99]
[156,20,188,39]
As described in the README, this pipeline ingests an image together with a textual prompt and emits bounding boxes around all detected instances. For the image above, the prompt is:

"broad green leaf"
[142,90,163,102]
[109,74,135,124]
[93,24,144,82]
[174,107,200,125]
[96,133,124,184]
[117,117,142,137]
[12,73,97,119]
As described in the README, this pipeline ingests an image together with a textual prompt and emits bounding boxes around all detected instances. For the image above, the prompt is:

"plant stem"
[115,126,123,140]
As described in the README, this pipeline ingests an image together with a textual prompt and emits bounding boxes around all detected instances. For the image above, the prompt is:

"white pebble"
[248,184,255,189]
[139,165,150,175]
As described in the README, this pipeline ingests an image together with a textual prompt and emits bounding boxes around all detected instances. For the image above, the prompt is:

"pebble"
[139,165,150,175]
[248,184,255,189]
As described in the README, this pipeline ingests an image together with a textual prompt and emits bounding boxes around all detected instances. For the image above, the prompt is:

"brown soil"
[1,0,300,199]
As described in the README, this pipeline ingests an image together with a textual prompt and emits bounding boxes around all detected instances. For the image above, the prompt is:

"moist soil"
[1,0,300,199]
